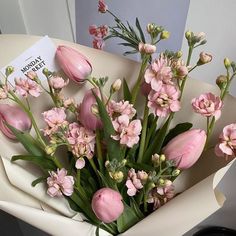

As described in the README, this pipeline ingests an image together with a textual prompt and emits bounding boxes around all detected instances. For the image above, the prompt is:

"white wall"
[0,0,75,42]
[76,0,190,60]
[181,0,236,96]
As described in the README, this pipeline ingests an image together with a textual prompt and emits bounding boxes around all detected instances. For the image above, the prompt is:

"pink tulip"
[163,129,206,169]
[0,104,31,139]
[79,88,102,131]
[92,188,124,223]
[56,45,92,84]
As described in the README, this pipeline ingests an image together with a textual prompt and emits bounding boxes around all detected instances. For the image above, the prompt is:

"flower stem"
[137,99,149,163]
[131,55,149,104]
[145,117,158,150]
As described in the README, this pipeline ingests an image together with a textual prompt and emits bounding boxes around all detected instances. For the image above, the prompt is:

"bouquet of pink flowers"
[0,1,235,235]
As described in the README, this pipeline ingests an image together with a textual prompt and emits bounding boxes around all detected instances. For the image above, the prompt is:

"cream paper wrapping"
[0,35,235,236]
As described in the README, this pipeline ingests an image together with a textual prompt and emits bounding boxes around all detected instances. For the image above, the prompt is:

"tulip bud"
[92,188,124,223]
[0,104,32,139]
[56,45,92,84]
[163,129,206,169]
[111,79,122,93]
[5,66,14,77]
[160,31,170,40]
[224,58,231,69]
[79,88,102,131]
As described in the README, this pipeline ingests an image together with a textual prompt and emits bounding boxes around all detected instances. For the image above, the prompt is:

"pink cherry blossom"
[15,77,42,97]
[125,169,144,196]
[112,115,141,148]
[49,76,69,89]
[108,100,136,120]
[148,84,180,117]
[215,123,236,158]
[144,57,173,91]
[192,92,223,120]
[47,168,74,197]
[42,108,68,136]
[98,0,108,13]
[67,122,95,159]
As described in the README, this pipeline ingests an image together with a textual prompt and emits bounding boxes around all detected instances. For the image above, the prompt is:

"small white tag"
[0,36,59,83]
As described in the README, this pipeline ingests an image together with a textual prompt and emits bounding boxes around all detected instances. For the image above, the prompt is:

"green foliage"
[123,78,132,103]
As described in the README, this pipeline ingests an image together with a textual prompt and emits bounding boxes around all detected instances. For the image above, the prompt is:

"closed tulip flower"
[92,188,124,223]
[163,129,206,169]
[56,45,92,84]
[79,88,102,131]
[0,104,31,139]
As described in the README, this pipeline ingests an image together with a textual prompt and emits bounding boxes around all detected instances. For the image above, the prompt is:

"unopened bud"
[105,160,110,167]
[160,31,170,40]
[198,52,212,65]
[159,178,165,186]
[160,154,166,162]
[26,71,38,81]
[216,75,227,90]
[42,68,49,76]
[224,58,231,69]
[185,30,192,40]
[164,180,172,187]
[176,51,183,58]
[45,145,56,155]
[5,66,14,77]
[111,79,122,92]
[110,171,124,183]
[91,104,99,115]
[121,159,127,166]
[147,23,155,34]
[195,32,206,42]
[172,169,180,177]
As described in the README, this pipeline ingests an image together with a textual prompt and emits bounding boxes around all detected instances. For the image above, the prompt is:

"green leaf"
[5,123,45,157]
[117,203,140,233]
[130,198,144,219]
[31,176,47,187]
[123,78,132,102]
[11,155,56,170]
[163,122,193,147]
[97,171,115,189]
[123,50,138,56]
[93,93,122,161]
[66,196,83,212]
[135,17,146,43]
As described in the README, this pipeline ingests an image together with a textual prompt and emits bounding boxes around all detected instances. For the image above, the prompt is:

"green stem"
[131,55,149,104]
[52,157,63,169]
[76,170,80,187]
[87,78,98,88]
[96,130,104,172]
[137,99,149,163]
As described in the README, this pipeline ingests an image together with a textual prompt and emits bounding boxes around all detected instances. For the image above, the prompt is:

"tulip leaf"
[130,198,144,219]
[93,93,122,160]
[5,123,45,157]
[163,122,193,147]
[123,78,132,102]
[11,155,56,170]
[31,176,47,187]
[117,203,140,233]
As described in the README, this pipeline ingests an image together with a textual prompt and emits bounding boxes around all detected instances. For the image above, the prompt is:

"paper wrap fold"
[0,34,235,236]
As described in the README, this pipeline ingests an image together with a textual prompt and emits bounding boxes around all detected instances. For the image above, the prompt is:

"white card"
[0,36,59,83]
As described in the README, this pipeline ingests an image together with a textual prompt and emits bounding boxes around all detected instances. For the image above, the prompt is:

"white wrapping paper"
[0,34,235,236]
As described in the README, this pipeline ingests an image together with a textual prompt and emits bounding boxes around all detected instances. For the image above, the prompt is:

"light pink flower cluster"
[98,0,108,13]
[49,76,69,90]
[42,108,68,136]
[0,85,9,99]
[47,168,74,197]
[89,25,108,50]
[125,168,147,196]
[147,184,175,210]
[144,56,173,91]
[148,84,181,117]
[67,122,96,161]
[112,115,141,148]
[192,92,223,120]
[215,123,236,158]
[138,42,156,54]
[15,77,42,97]
[108,100,136,119]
